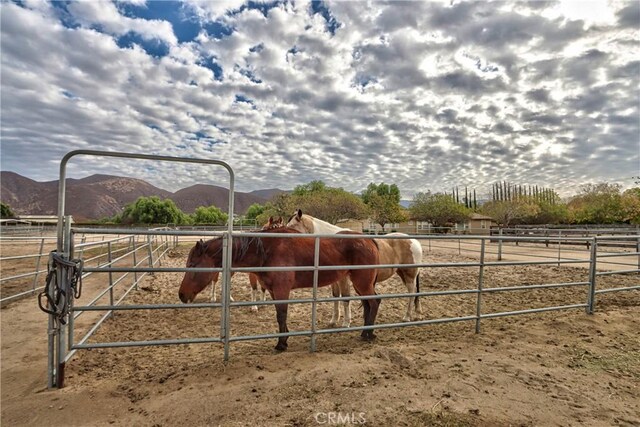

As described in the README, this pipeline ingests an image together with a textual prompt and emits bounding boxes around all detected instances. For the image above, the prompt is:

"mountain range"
[0,171,286,221]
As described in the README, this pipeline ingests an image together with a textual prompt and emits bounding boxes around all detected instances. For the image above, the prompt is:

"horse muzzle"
[178,291,194,304]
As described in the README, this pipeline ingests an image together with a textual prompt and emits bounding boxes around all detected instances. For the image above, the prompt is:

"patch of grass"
[569,347,640,379]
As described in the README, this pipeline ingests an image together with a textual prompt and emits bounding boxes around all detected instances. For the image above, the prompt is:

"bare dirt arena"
[2,243,639,427]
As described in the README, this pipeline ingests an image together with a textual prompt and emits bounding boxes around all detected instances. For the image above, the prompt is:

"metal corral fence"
[43,227,639,389]
[0,232,169,304]
[41,149,640,389]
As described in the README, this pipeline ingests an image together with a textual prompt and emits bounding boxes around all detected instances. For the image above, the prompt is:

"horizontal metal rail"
[71,227,599,242]
[595,285,640,294]
[72,336,223,350]
[1,253,47,261]
[596,251,640,258]
[74,302,223,311]
[479,303,587,319]
[0,236,57,241]
[0,269,47,282]
[81,257,592,276]
[596,269,639,276]
[1,286,46,303]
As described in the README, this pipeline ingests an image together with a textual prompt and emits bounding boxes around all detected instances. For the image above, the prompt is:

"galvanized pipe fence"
[0,234,146,304]
[46,228,640,390]
[41,149,639,389]
[47,150,235,389]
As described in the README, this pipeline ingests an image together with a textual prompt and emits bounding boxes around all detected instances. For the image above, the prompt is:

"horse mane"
[201,226,301,265]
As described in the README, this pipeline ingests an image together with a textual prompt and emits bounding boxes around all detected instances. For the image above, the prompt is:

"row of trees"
[104,196,228,225]
[3,181,639,227]
[412,183,639,227]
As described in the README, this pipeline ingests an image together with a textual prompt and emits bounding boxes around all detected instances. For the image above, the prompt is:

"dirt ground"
[2,244,639,427]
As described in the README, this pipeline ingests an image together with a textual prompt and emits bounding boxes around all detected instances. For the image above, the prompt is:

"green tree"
[258,181,368,225]
[568,183,624,224]
[291,180,327,196]
[1,202,15,219]
[361,182,406,228]
[621,187,640,224]
[245,203,265,220]
[256,193,295,225]
[480,199,540,226]
[120,196,188,225]
[410,192,471,228]
[531,200,569,224]
[192,205,228,225]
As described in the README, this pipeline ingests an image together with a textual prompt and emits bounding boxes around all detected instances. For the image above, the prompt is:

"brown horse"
[287,210,422,326]
[178,227,380,351]
[208,216,284,310]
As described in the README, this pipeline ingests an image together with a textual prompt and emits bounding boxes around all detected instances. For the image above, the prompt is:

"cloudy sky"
[1,0,638,199]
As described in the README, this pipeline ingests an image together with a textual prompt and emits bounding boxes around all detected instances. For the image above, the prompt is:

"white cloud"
[0,0,638,200]
[67,1,178,46]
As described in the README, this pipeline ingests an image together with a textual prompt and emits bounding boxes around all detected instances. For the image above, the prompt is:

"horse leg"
[365,294,381,340]
[360,299,371,340]
[339,277,351,328]
[249,273,259,312]
[272,287,290,351]
[397,269,417,322]
[210,277,218,303]
[351,270,380,341]
[414,274,422,314]
[329,282,341,327]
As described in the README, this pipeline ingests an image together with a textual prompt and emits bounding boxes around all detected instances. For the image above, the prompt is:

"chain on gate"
[38,252,83,325]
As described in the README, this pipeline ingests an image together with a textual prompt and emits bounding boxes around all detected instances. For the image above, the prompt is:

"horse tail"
[414,274,420,310]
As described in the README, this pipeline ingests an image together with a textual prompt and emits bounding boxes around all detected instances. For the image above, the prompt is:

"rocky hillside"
[0,172,282,220]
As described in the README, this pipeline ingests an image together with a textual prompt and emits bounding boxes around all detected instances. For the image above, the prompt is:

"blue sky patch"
[197,56,224,81]
[230,1,282,18]
[117,32,170,58]
[235,94,256,108]
[117,1,201,43]
[311,1,340,35]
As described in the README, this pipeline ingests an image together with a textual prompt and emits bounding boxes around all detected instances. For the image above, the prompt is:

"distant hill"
[0,172,286,221]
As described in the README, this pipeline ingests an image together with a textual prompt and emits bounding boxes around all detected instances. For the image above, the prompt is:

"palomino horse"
[287,209,422,327]
[208,217,283,311]
[178,227,380,351]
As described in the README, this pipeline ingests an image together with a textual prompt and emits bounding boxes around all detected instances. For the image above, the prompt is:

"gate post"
[587,237,598,314]
[221,232,232,362]
[310,236,320,352]
[48,215,73,389]
[475,239,486,333]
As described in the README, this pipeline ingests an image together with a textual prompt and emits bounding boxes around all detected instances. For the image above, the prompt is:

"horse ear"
[276,216,283,225]
[268,216,274,225]
[195,239,204,254]
[296,209,302,219]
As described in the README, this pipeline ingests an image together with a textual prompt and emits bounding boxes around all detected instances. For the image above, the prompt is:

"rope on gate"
[38,252,83,324]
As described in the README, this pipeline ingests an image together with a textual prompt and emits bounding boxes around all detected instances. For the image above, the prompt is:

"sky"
[1,0,639,199]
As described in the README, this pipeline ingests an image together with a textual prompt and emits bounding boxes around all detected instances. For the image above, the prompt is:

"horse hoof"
[251,305,258,312]
[402,316,411,322]
[360,331,376,342]
[328,322,337,328]
[274,343,288,352]
[342,322,351,328]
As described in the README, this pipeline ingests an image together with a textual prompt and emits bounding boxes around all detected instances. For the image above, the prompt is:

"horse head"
[178,238,219,303]
[286,209,314,233]
[262,216,284,230]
